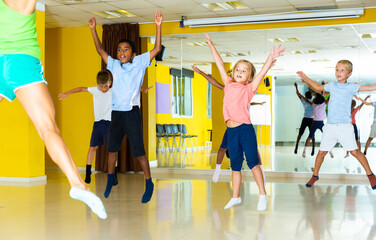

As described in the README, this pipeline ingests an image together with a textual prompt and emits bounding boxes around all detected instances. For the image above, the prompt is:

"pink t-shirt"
[223,76,257,124]
[351,106,360,124]
[312,102,327,121]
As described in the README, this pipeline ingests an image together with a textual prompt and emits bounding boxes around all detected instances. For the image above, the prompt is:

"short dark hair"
[118,38,136,53]
[313,93,325,105]
[305,91,312,99]
[97,70,112,84]
[351,99,356,108]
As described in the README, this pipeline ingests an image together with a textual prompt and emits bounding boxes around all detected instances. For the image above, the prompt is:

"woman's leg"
[364,137,373,155]
[15,83,106,218]
[16,83,86,189]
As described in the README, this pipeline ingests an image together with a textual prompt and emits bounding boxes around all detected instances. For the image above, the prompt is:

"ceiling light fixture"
[180,8,364,27]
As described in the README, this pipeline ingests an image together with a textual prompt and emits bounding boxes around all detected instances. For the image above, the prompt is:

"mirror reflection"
[152,22,376,174]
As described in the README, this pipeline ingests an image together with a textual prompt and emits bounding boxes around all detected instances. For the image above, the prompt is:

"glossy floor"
[1,170,376,239]
[157,146,376,174]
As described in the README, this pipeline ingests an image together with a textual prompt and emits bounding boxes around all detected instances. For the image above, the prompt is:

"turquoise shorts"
[0,54,46,101]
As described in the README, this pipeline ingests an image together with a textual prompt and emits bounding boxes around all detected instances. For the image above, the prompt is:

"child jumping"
[301,93,331,158]
[0,0,106,219]
[89,10,162,203]
[206,33,285,210]
[58,70,112,184]
[344,95,369,158]
[191,65,265,183]
[293,82,315,155]
[355,96,375,155]
[297,60,376,189]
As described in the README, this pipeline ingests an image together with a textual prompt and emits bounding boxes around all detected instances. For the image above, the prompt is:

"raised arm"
[4,0,36,14]
[252,45,285,92]
[89,17,109,65]
[205,33,230,83]
[358,95,370,110]
[58,87,88,100]
[149,10,162,61]
[294,82,304,99]
[359,84,376,92]
[296,71,325,93]
[191,65,224,91]
[357,95,373,106]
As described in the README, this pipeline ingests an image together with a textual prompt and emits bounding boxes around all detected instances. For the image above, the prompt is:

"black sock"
[104,174,116,198]
[85,165,92,184]
[142,178,154,203]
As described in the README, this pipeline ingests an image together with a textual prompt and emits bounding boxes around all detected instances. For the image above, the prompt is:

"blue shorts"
[220,129,228,149]
[353,124,359,141]
[308,121,324,138]
[0,54,46,101]
[227,124,259,172]
[90,120,111,147]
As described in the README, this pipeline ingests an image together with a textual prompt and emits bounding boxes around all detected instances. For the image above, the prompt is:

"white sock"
[70,187,107,219]
[212,164,221,183]
[224,197,241,209]
[257,195,267,211]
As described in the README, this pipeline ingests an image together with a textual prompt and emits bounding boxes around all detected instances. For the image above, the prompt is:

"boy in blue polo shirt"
[89,10,162,203]
[297,60,376,189]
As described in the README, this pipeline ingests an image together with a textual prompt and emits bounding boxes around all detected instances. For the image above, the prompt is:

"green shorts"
[0,54,46,101]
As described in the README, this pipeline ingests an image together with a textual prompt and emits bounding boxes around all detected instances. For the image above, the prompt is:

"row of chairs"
[156,124,198,152]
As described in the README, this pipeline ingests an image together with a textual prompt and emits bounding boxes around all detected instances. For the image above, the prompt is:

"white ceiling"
[39,0,376,86]
[40,0,376,28]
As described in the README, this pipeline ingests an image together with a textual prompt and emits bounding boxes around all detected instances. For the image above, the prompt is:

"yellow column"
[211,63,231,152]
[0,9,46,179]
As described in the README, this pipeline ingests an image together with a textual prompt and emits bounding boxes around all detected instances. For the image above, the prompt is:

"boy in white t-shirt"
[59,70,112,184]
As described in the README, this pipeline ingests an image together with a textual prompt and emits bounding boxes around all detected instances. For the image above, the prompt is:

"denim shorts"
[0,54,46,101]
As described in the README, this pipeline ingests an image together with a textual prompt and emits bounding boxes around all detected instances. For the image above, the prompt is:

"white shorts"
[320,124,358,151]
[369,123,376,138]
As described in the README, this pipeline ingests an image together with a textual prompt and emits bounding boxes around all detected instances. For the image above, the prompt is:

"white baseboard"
[0,175,47,185]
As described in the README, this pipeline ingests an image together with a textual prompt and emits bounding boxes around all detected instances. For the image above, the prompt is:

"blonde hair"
[232,59,256,83]
[337,60,353,73]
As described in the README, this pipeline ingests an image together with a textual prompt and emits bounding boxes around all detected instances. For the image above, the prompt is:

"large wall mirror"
[150,22,376,174]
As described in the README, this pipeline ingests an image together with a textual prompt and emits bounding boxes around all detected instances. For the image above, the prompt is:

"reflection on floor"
[157,146,376,174]
[2,170,376,239]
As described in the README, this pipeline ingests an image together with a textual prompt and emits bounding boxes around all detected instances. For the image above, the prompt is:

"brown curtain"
[95,22,142,172]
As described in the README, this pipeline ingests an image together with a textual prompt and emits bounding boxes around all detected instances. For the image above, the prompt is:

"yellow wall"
[155,63,212,149]
[45,26,103,168]
[0,10,45,178]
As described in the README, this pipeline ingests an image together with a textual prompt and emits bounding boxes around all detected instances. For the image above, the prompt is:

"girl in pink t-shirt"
[206,33,285,211]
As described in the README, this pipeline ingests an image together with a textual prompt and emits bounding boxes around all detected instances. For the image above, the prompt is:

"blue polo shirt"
[107,52,150,111]
[300,98,314,118]
[373,102,376,123]
[324,82,360,124]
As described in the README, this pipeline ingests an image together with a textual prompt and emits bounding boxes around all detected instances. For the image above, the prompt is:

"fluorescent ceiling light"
[181,8,364,27]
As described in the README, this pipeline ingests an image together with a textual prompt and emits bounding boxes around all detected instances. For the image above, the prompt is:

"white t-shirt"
[87,87,112,122]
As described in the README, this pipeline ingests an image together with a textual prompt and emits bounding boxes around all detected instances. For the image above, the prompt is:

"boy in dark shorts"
[89,10,163,203]
[59,70,112,184]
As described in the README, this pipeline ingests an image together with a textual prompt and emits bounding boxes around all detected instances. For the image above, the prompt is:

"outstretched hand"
[58,93,69,100]
[89,17,96,29]
[205,33,213,45]
[296,71,308,83]
[142,85,154,93]
[270,44,285,59]
[155,9,163,26]
[191,65,202,74]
